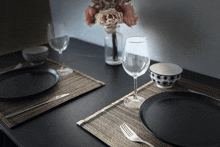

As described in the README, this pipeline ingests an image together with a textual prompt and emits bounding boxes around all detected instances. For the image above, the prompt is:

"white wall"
[49,0,220,79]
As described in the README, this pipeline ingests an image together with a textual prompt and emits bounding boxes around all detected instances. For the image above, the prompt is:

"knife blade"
[5,93,70,119]
[0,63,22,74]
[188,89,218,100]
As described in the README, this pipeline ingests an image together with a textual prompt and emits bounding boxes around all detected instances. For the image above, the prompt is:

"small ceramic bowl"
[22,46,49,65]
[149,63,183,88]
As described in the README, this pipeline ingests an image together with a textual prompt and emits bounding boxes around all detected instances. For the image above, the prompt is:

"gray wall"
[50,0,220,79]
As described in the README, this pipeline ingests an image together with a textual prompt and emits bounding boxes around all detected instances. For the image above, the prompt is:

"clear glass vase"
[104,26,123,65]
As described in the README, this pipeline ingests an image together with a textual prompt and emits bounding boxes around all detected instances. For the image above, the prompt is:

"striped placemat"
[77,79,220,147]
[0,59,105,128]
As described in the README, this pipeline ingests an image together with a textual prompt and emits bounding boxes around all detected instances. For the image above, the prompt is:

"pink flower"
[85,6,98,27]
[85,1,138,28]
[116,3,138,27]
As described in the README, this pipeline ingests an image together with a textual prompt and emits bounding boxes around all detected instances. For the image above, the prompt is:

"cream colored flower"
[95,8,123,33]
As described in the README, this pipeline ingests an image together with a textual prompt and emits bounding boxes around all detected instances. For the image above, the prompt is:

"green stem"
[112,32,118,61]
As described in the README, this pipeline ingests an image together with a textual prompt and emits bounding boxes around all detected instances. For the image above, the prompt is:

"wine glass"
[47,22,73,76]
[122,37,150,109]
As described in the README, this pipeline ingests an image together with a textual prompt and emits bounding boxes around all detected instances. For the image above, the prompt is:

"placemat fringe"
[77,81,154,126]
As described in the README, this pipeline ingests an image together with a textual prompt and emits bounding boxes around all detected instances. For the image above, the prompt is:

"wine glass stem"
[133,76,138,99]
[59,51,65,69]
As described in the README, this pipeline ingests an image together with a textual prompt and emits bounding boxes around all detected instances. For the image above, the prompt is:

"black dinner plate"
[0,66,59,99]
[139,92,220,147]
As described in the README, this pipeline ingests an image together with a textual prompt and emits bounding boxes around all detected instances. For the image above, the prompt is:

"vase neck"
[104,25,120,35]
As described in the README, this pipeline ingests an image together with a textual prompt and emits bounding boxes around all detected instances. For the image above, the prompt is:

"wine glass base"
[124,95,146,109]
[57,67,73,76]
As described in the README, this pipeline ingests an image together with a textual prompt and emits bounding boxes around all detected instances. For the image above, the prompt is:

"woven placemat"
[0,59,105,128]
[77,79,220,147]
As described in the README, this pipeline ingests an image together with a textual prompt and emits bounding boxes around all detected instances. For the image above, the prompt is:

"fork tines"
[120,123,134,136]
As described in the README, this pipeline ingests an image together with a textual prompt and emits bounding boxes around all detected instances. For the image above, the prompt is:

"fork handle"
[141,140,155,147]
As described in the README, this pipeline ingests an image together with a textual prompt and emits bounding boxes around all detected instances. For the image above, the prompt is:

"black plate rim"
[139,91,220,147]
[0,66,60,99]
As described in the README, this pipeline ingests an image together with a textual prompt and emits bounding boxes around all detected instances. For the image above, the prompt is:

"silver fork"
[120,123,155,147]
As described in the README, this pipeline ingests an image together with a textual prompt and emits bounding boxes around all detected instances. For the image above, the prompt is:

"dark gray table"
[0,38,219,147]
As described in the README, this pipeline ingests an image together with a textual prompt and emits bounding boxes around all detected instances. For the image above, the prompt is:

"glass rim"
[126,37,146,43]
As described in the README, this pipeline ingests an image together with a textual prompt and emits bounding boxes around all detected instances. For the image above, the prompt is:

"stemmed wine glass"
[122,37,150,109]
[47,22,73,76]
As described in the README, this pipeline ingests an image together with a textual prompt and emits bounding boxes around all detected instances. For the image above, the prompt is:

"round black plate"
[139,92,220,147]
[0,66,59,98]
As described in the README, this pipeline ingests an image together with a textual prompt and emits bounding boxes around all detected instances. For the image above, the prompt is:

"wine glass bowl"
[122,37,150,109]
[47,22,73,76]
[48,35,69,53]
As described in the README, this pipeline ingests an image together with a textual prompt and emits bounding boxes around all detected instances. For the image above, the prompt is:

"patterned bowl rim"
[22,46,48,55]
[149,62,183,76]
[149,70,182,77]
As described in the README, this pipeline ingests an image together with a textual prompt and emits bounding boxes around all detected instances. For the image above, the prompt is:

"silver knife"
[5,93,70,119]
[188,89,218,100]
[0,63,22,74]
